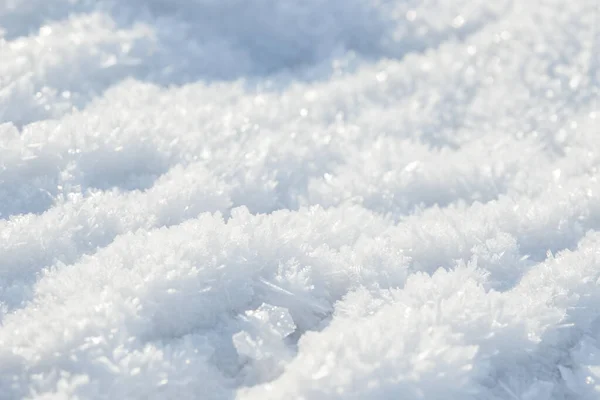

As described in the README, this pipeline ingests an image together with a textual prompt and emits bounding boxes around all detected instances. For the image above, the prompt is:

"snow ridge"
[0,0,599,399]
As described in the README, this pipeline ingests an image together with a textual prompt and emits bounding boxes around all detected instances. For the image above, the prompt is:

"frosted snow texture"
[0,0,599,399]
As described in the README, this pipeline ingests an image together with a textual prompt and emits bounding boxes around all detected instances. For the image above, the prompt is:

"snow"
[0,0,599,398]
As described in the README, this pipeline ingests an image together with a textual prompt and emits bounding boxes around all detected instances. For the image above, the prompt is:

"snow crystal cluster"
[0,0,599,399]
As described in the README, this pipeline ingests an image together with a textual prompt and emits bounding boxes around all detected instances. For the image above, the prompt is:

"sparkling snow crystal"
[0,0,599,399]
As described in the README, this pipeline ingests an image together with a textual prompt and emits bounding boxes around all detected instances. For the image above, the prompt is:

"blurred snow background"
[0,0,599,398]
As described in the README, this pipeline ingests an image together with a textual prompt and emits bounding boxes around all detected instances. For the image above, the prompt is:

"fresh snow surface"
[0,0,599,399]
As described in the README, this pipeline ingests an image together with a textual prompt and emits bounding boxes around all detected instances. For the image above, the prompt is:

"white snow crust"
[0,0,599,398]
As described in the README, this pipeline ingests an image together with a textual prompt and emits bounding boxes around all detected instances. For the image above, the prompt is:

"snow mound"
[1,0,599,398]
